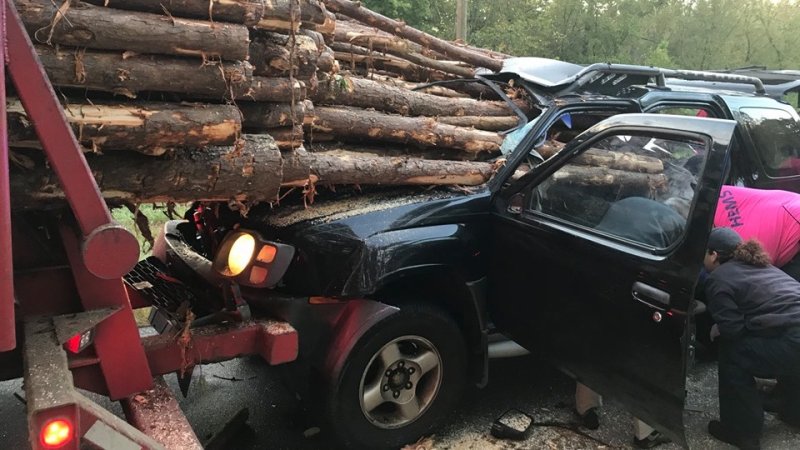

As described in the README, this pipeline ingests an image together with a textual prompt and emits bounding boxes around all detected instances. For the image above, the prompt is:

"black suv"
[151,59,800,448]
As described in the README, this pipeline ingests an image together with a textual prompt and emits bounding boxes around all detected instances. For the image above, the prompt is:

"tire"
[325,304,467,449]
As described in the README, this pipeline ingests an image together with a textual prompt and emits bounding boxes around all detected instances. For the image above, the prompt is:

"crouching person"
[704,227,800,450]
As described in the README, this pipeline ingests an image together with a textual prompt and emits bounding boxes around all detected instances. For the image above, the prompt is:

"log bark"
[311,75,515,117]
[537,140,664,173]
[249,32,319,79]
[265,125,304,150]
[243,77,307,102]
[437,116,520,131]
[332,42,454,82]
[7,99,241,156]
[10,135,283,205]
[83,0,265,26]
[309,106,503,156]
[551,165,668,193]
[281,148,495,186]
[255,0,329,32]
[306,10,336,41]
[333,21,475,78]
[37,45,253,98]
[240,101,307,128]
[17,0,249,60]
[361,74,469,98]
[324,0,503,71]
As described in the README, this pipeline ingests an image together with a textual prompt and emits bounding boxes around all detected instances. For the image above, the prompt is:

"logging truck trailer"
[0,2,299,449]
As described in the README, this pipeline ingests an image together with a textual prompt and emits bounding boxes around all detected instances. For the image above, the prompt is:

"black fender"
[323,300,399,385]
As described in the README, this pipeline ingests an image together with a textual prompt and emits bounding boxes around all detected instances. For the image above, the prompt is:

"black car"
[150,59,800,449]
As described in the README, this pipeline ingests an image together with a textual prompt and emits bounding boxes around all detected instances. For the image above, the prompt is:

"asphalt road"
[2,353,800,449]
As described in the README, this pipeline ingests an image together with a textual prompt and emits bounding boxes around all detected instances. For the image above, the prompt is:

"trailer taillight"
[64,330,93,354]
[40,418,73,448]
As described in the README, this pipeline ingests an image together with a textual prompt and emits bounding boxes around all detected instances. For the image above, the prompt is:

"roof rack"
[571,63,766,95]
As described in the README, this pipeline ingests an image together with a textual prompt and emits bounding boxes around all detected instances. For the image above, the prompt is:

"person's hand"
[710,324,720,342]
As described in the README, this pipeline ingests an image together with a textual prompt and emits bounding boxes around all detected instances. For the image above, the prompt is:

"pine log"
[7,99,241,156]
[240,101,307,128]
[249,32,320,79]
[437,116,520,131]
[334,22,474,78]
[335,19,429,56]
[362,74,469,98]
[265,125,304,150]
[306,10,336,41]
[10,135,283,206]
[324,0,503,71]
[255,0,329,32]
[17,0,249,60]
[83,0,265,26]
[317,46,338,74]
[299,29,337,73]
[551,165,668,193]
[311,75,515,117]
[281,148,495,186]
[309,106,503,156]
[332,43,454,82]
[37,45,253,98]
[537,140,664,174]
[239,77,307,102]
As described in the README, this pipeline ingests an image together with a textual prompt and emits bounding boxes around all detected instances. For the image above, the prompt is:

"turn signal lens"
[227,234,256,276]
[256,245,277,263]
[41,419,73,448]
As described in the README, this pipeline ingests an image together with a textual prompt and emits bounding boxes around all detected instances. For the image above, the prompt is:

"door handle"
[631,281,670,311]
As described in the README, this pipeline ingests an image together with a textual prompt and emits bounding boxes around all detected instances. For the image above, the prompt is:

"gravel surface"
[2,353,799,449]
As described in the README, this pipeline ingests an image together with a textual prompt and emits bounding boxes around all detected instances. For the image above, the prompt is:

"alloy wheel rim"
[358,335,443,429]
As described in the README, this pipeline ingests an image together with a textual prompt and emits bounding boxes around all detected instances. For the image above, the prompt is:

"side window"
[739,107,800,178]
[651,106,718,118]
[527,133,707,248]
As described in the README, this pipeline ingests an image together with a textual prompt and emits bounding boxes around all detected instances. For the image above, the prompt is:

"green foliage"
[360,0,800,70]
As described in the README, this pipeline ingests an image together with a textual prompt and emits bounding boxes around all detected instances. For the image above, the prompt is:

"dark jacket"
[706,260,800,338]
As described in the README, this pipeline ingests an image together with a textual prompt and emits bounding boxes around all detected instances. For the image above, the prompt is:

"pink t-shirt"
[714,186,800,267]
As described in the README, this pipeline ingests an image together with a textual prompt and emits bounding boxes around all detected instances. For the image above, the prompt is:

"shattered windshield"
[739,107,800,178]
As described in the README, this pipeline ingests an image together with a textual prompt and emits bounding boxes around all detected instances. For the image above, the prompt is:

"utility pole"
[456,0,468,43]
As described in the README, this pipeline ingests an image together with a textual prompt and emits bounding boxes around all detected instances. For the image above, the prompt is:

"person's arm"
[705,278,745,338]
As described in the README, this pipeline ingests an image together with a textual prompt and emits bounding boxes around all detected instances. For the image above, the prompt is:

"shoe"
[707,420,760,450]
[761,389,785,414]
[576,407,600,430]
[633,430,671,449]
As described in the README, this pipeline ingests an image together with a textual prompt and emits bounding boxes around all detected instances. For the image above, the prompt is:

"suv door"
[489,114,738,446]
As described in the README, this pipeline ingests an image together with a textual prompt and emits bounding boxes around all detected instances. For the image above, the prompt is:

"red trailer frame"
[0,1,298,448]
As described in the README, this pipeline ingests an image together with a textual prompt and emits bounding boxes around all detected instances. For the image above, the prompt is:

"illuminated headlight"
[213,230,295,288]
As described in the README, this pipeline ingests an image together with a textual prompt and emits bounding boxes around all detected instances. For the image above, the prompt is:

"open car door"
[489,114,738,446]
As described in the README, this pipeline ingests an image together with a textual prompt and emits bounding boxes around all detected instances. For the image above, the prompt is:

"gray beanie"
[707,227,742,256]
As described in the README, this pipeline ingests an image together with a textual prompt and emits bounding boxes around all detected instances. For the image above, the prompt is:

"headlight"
[227,234,256,276]
[213,230,295,288]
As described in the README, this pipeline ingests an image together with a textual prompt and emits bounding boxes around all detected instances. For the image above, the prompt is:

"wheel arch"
[373,265,489,387]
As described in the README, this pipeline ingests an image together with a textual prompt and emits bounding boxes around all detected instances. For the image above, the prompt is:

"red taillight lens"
[40,418,73,448]
[64,330,93,354]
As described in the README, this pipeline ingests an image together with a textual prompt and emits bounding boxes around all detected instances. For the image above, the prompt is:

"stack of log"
[8,0,535,208]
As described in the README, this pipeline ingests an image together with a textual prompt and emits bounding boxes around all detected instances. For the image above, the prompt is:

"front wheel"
[325,304,467,449]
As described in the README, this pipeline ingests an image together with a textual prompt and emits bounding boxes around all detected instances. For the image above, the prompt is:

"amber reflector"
[256,245,277,263]
[249,266,268,285]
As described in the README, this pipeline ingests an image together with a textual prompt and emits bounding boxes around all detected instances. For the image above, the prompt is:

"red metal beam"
[0,0,16,352]
[142,320,298,376]
[60,225,153,400]
[121,377,204,450]
[4,2,139,280]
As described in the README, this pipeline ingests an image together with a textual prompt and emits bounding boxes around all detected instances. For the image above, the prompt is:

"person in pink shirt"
[714,186,800,280]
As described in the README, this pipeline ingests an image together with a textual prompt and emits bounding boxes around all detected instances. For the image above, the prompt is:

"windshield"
[739,107,800,178]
